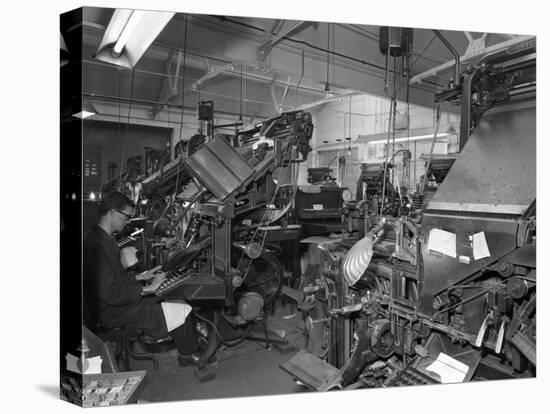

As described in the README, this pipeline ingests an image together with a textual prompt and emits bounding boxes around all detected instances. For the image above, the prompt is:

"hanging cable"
[118,69,136,185]
[391,58,399,202]
[177,15,189,144]
[324,23,330,92]
[168,14,189,211]
[420,103,442,194]
[380,58,397,218]
[117,69,122,156]
[239,64,244,121]
[405,63,411,190]
[294,49,304,109]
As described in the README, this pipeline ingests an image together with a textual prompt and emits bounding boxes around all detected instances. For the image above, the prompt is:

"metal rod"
[432,30,461,87]
[420,104,441,193]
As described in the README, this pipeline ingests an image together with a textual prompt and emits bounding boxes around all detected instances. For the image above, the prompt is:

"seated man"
[83,191,200,366]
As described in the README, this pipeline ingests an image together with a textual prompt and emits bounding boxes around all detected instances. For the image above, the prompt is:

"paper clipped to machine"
[472,231,491,260]
[425,352,469,383]
[428,228,456,258]
[66,353,103,375]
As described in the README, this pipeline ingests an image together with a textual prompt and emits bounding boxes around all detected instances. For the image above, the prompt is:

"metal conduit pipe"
[432,30,461,87]
[82,95,268,129]
[82,92,294,113]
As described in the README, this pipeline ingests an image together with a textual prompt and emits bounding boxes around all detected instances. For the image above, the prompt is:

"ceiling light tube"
[369,132,450,145]
[112,10,144,57]
[95,9,175,69]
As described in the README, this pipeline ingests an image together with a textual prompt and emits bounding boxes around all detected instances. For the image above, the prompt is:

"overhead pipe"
[432,30,461,87]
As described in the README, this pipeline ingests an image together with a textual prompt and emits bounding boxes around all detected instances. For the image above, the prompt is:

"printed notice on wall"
[473,231,491,260]
[428,229,457,258]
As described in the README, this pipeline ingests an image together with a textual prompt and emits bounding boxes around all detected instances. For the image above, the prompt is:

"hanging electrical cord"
[380,63,398,218]
[420,103,441,194]
[347,95,352,156]
[177,15,189,144]
[117,69,122,158]
[405,65,412,190]
[239,64,244,122]
[118,69,136,185]
[391,58,400,205]
[166,14,189,216]
[324,23,330,93]
[294,49,304,109]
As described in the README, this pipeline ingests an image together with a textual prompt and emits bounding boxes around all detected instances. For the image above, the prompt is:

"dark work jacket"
[83,225,168,338]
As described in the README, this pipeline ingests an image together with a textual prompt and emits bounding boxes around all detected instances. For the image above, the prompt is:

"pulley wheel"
[369,319,394,358]
[234,251,283,305]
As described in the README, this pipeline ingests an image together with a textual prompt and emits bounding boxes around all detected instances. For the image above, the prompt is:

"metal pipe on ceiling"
[432,30,461,87]
[82,91,295,114]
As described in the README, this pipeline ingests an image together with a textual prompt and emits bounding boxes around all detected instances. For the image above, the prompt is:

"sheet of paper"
[473,231,491,260]
[65,353,79,373]
[161,300,192,332]
[84,356,103,374]
[65,354,103,374]
[428,229,456,258]
[459,255,471,264]
[426,352,469,384]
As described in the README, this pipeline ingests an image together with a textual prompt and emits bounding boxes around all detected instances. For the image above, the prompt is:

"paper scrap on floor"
[428,229,457,258]
[473,231,491,260]
[426,352,469,383]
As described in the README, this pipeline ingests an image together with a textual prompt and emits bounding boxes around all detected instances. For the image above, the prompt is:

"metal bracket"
[192,59,235,91]
[258,20,309,71]
[270,76,292,113]
[463,32,487,58]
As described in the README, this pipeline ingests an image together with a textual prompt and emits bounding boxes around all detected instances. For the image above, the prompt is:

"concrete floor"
[130,302,323,403]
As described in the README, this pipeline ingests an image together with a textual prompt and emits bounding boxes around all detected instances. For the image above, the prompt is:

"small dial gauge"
[341,188,352,202]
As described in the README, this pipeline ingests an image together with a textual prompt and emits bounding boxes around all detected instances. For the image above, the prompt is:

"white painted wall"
[309,93,460,193]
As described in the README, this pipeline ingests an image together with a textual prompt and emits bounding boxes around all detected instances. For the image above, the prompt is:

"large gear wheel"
[370,319,394,358]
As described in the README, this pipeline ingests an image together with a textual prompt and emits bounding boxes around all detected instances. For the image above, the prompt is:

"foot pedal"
[280,350,340,391]
[194,365,217,383]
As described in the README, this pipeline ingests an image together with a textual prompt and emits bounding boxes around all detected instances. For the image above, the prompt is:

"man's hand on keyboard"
[136,265,163,281]
[142,271,167,294]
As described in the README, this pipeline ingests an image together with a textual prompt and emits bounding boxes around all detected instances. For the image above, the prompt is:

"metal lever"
[495,320,507,354]
[475,313,492,347]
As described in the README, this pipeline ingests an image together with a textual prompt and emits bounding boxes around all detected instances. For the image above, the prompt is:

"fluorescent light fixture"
[95,9,175,69]
[60,32,69,67]
[369,132,450,145]
[72,99,97,119]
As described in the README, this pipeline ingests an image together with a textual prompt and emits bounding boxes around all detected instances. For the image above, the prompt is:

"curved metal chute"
[343,235,375,286]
